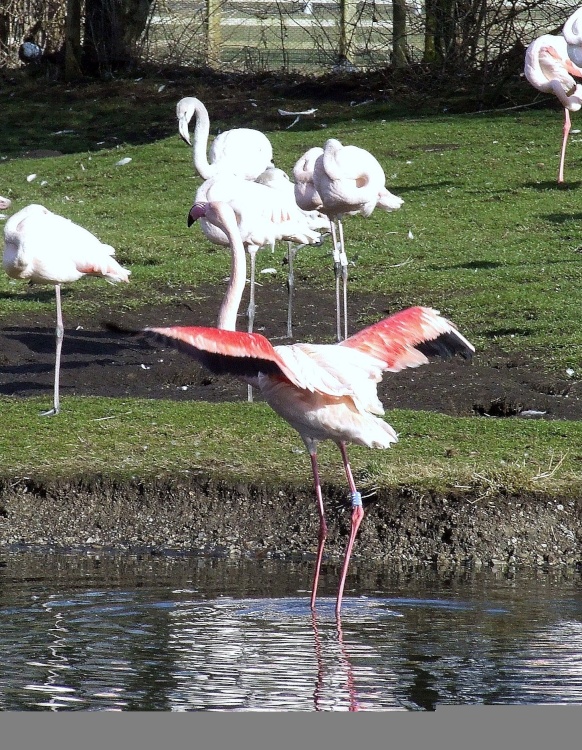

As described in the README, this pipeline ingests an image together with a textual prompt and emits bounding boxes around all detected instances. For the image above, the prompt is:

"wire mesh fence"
[1,1,581,75]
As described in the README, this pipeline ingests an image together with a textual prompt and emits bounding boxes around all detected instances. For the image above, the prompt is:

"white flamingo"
[294,139,403,341]
[255,166,329,338]
[176,96,274,181]
[524,33,582,183]
[3,204,130,415]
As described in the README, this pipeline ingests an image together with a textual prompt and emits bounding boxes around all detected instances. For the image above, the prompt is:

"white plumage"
[3,204,130,415]
[176,96,274,181]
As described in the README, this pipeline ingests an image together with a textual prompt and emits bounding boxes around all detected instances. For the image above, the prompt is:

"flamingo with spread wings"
[111,200,474,615]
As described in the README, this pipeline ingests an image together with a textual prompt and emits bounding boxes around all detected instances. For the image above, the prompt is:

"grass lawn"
[1,74,581,497]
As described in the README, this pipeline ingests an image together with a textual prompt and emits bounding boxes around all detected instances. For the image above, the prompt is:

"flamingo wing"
[138,325,305,385]
[340,306,474,372]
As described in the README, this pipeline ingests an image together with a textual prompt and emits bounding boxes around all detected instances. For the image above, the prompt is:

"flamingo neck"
[207,203,247,331]
[191,100,214,180]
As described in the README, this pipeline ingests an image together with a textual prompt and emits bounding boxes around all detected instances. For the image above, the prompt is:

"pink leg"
[309,450,328,610]
[559,108,571,184]
[41,284,63,417]
[335,442,364,616]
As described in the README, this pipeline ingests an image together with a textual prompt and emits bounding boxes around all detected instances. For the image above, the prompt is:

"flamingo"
[524,33,582,183]
[111,200,474,615]
[0,196,11,210]
[254,166,329,338]
[563,6,582,67]
[192,171,322,337]
[3,203,130,416]
[176,96,274,181]
[294,139,403,341]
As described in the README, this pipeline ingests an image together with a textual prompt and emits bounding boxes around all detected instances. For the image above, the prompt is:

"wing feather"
[340,306,474,372]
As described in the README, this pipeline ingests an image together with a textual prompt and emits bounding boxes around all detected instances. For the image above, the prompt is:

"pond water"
[0,549,581,711]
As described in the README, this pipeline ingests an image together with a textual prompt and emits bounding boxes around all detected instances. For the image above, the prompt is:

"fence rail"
[1,1,581,75]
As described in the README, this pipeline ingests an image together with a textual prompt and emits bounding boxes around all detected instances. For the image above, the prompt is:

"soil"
[0,282,581,419]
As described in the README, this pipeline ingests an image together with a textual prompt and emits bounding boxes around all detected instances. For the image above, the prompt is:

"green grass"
[1,77,582,492]
[1,397,581,498]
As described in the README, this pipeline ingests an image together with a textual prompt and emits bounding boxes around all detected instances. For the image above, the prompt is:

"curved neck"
[204,202,247,330]
[191,99,215,180]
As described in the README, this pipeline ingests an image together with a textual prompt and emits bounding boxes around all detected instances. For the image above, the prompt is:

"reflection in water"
[0,550,581,710]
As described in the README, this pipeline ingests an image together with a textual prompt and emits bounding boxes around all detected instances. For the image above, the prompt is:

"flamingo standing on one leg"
[294,139,403,341]
[176,96,274,181]
[524,34,582,183]
[110,200,474,615]
[3,203,130,416]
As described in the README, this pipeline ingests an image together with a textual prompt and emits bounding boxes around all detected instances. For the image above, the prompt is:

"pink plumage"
[126,217,474,616]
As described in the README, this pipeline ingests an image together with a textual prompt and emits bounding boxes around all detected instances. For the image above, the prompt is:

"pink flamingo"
[3,204,130,416]
[524,33,582,183]
[113,200,474,615]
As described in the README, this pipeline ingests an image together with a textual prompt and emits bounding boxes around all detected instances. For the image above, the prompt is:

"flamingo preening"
[192,170,322,337]
[3,204,130,416]
[109,200,474,615]
[294,139,403,341]
[176,96,274,181]
[524,33,582,183]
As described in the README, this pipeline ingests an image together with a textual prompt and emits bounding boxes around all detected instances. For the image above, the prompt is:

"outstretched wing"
[340,306,474,372]
[132,325,305,385]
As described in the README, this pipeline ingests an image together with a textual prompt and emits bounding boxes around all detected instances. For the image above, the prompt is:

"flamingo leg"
[559,108,571,184]
[337,218,349,340]
[335,441,364,616]
[246,245,258,402]
[286,241,297,339]
[41,284,63,417]
[309,448,328,610]
[329,220,342,342]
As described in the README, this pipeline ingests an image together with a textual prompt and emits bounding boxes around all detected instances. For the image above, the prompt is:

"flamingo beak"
[178,116,192,146]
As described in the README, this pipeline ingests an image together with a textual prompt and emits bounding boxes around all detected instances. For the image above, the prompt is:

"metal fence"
[2,0,582,75]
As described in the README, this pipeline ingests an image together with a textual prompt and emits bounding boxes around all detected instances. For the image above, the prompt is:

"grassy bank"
[1,75,582,503]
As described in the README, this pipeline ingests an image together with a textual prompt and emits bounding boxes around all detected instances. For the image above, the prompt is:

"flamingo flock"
[34,5,582,611]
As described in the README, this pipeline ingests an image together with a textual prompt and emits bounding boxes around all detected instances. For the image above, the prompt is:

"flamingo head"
[187,201,208,227]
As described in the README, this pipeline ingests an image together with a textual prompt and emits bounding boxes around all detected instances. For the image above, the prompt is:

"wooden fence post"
[338,0,358,65]
[206,0,222,67]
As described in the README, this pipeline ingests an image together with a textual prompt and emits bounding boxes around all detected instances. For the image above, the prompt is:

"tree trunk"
[392,0,407,68]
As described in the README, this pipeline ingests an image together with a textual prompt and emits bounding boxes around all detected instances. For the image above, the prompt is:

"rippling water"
[0,550,581,710]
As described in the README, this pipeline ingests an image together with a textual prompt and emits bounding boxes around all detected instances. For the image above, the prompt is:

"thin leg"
[41,284,63,417]
[338,218,349,340]
[286,241,297,339]
[335,441,364,615]
[559,108,571,184]
[247,246,258,403]
[309,449,328,610]
[329,220,342,342]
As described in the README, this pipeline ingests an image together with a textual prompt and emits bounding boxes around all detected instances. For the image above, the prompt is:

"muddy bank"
[1,475,580,569]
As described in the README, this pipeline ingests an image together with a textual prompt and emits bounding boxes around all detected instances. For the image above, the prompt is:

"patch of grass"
[1,398,581,497]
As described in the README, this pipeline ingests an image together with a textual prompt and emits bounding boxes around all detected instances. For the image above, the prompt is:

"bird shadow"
[424,260,502,272]
[541,212,582,225]
[523,179,582,191]
[1,326,135,357]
